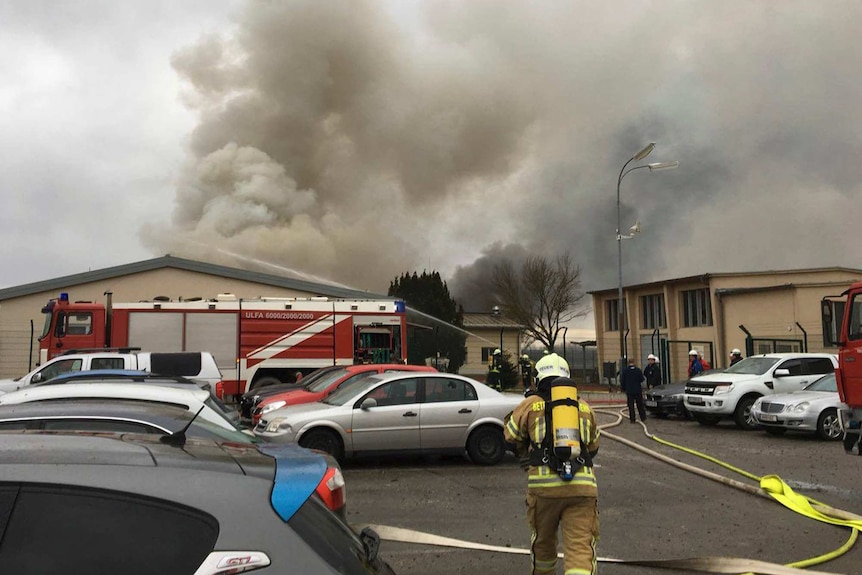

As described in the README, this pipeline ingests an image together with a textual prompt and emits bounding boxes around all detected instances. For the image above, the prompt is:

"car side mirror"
[773,368,790,377]
[31,373,44,384]
[360,398,378,410]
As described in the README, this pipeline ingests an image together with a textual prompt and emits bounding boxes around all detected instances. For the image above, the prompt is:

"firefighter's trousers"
[526,493,599,575]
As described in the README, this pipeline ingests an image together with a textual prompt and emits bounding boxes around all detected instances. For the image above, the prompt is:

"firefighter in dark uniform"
[520,354,535,392]
[504,353,600,575]
[488,348,503,391]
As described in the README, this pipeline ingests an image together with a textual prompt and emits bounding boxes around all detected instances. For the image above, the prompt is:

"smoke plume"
[142,0,862,315]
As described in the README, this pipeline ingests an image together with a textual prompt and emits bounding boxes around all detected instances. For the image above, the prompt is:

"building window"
[606,299,628,331]
[641,294,666,329]
[682,289,713,327]
[481,347,496,362]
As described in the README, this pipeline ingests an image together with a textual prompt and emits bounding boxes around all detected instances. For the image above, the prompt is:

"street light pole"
[616,143,678,379]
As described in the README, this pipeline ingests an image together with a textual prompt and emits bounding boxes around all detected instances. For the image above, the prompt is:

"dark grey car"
[644,382,691,419]
[0,432,392,574]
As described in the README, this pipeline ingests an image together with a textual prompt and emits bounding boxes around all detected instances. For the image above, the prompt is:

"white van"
[0,351,222,395]
[683,353,838,430]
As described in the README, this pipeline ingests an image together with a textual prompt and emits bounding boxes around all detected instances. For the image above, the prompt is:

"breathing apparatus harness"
[527,377,593,481]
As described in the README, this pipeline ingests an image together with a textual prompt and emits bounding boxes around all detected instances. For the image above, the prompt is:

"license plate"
[688,397,704,405]
[760,414,778,422]
[645,400,657,407]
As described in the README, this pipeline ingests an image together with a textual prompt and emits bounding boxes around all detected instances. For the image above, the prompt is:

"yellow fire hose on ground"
[358,403,862,574]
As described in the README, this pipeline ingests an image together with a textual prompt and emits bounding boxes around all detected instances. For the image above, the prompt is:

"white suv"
[683,353,838,430]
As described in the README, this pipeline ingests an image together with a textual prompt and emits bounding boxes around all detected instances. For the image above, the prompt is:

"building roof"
[0,254,389,302]
[587,266,862,295]
[462,312,525,329]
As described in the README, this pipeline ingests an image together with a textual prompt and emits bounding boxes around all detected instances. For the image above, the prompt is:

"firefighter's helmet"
[730,348,742,356]
[493,348,501,355]
[689,349,699,356]
[522,354,529,360]
[535,353,570,382]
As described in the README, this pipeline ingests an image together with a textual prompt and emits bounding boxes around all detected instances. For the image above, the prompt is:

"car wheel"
[816,408,842,441]
[733,396,759,430]
[466,426,505,465]
[299,429,345,463]
[764,427,787,436]
[692,413,721,426]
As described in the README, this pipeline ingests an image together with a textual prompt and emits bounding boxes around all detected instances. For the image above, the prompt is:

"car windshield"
[295,367,339,389]
[204,396,243,430]
[192,417,259,444]
[804,373,838,393]
[322,376,382,406]
[305,368,350,393]
[722,357,780,375]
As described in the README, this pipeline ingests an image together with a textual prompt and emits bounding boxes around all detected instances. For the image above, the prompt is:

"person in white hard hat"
[688,349,705,377]
[644,354,662,389]
[504,353,600,575]
[487,348,503,391]
[729,348,744,366]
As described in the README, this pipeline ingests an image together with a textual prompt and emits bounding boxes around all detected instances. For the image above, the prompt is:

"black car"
[240,367,340,421]
[644,382,691,419]
[0,432,390,574]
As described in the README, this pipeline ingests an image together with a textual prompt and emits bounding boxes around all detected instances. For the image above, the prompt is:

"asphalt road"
[343,404,862,575]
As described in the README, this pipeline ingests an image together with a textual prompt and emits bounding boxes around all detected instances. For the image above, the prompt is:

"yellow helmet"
[535,353,570,381]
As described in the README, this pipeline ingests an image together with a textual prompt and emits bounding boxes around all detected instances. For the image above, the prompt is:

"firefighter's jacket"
[504,394,599,497]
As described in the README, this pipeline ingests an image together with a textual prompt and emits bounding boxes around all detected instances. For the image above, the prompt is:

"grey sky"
[4,1,861,339]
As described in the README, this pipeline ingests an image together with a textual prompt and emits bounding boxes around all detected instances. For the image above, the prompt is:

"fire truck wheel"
[251,377,282,391]
[466,426,505,466]
[299,429,344,463]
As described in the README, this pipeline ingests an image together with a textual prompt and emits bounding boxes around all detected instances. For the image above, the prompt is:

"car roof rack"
[59,347,142,356]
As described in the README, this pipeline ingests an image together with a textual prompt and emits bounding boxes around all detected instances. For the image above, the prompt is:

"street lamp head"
[647,161,679,172]
[632,143,655,161]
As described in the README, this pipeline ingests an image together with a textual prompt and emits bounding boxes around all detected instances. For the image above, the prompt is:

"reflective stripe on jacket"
[505,395,599,497]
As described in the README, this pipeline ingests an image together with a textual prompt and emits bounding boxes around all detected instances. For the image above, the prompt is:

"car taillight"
[215,381,225,400]
[315,466,346,514]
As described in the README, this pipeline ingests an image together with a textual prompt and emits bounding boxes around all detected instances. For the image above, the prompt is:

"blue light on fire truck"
[395,301,405,313]
[59,292,69,302]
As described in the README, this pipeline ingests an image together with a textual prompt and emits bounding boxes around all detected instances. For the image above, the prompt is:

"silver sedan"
[254,371,524,465]
[751,373,844,440]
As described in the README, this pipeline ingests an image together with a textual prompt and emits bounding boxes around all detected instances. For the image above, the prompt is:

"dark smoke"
[141,0,862,323]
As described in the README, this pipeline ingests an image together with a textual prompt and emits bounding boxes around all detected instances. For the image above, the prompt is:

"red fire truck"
[822,284,862,453]
[38,292,408,399]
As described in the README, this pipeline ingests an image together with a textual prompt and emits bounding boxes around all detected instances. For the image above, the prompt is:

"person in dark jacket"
[620,358,647,423]
[643,354,662,389]
[729,348,744,366]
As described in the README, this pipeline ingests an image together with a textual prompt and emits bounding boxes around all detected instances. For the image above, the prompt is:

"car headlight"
[752,399,763,410]
[789,402,810,414]
[264,417,293,434]
[261,400,287,415]
[713,384,733,395]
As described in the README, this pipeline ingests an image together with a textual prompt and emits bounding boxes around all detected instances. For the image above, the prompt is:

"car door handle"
[403,411,417,417]
[459,408,472,414]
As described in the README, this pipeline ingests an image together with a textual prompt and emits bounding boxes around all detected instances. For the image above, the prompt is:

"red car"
[252,364,438,425]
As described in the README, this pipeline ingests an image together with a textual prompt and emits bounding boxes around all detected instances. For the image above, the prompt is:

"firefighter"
[520,354,535,392]
[729,348,744,366]
[504,353,600,575]
[488,348,503,391]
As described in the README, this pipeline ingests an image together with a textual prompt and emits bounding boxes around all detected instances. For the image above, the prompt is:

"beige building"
[0,255,389,378]
[590,267,862,383]
[460,312,526,381]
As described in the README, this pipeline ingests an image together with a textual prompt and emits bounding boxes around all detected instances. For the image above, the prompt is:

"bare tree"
[492,253,589,351]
